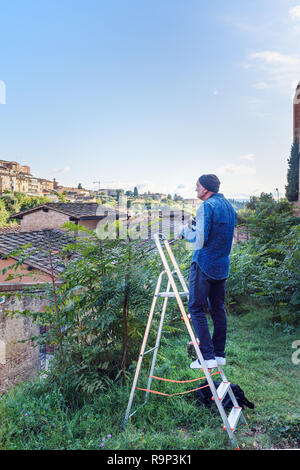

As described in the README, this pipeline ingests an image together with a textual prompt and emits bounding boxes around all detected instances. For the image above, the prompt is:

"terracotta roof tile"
[0,225,22,234]
[0,229,78,277]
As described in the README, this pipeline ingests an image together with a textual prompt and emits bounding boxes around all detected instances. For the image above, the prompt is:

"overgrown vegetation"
[227,193,300,322]
[0,193,299,450]
[285,139,300,202]
[0,191,51,226]
[0,308,299,450]
[2,230,160,395]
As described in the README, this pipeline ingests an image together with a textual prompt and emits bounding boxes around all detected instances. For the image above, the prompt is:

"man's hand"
[177,217,196,239]
[177,223,186,239]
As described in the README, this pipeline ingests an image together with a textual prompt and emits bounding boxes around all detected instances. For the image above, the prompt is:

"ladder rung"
[144,346,158,355]
[227,406,242,432]
[216,382,231,401]
[128,409,138,419]
[158,292,189,298]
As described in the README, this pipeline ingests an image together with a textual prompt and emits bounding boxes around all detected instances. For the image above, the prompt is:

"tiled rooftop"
[0,229,78,277]
[12,202,130,220]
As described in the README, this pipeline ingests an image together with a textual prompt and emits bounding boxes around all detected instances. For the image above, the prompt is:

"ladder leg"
[226,427,238,447]
[219,367,240,408]
[144,280,171,404]
[123,271,165,428]
[163,239,189,293]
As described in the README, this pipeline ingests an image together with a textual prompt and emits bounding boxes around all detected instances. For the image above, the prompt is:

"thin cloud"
[240,153,255,161]
[252,81,270,90]
[250,51,300,67]
[215,163,256,177]
[289,5,300,20]
[53,166,71,174]
[245,50,300,94]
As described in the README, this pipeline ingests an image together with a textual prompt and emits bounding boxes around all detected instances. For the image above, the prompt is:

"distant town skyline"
[1,1,300,200]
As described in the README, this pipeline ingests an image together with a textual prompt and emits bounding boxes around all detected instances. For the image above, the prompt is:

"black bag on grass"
[197,380,255,410]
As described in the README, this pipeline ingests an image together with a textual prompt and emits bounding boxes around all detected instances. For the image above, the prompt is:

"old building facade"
[0,160,54,196]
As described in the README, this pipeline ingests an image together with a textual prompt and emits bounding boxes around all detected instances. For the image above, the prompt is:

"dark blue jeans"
[188,262,227,360]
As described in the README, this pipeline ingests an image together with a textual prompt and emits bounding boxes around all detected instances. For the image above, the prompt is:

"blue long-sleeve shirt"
[182,193,236,280]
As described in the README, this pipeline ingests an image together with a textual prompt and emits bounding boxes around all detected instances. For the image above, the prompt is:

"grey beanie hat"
[198,174,220,193]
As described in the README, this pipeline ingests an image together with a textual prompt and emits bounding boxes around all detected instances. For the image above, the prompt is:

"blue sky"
[1,0,300,199]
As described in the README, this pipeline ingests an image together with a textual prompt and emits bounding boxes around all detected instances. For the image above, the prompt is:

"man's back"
[196,193,236,279]
[190,193,236,279]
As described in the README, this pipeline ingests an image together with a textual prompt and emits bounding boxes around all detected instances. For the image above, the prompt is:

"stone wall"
[0,257,53,284]
[0,283,49,393]
[20,209,69,231]
[292,200,300,216]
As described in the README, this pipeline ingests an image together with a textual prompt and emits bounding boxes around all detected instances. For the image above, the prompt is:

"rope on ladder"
[151,371,221,383]
[136,371,221,397]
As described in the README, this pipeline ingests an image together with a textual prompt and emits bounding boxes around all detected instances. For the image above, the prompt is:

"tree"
[0,192,52,224]
[116,189,124,199]
[242,193,296,244]
[5,226,162,394]
[133,186,139,197]
[20,195,51,211]
[78,183,83,189]
[57,192,68,203]
[0,193,21,215]
[245,192,274,213]
[173,193,184,202]
[285,139,300,202]
[227,195,300,322]
[0,199,9,225]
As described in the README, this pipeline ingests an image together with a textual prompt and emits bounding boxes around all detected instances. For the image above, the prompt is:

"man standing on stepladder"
[181,174,236,370]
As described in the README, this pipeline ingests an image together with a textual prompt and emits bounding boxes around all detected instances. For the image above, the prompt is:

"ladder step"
[227,406,242,432]
[144,346,158,356]
[158,292,189,297]
[128,409,138,419]
[216,381,231,401]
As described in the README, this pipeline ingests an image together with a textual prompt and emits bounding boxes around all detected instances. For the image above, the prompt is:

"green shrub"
[228,194,300,321]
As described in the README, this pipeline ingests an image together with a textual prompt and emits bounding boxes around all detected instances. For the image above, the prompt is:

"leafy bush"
[4,225,172,398]
[228,194,300,321]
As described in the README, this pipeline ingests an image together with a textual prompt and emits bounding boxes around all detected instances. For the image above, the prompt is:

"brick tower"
[294,81,300,203]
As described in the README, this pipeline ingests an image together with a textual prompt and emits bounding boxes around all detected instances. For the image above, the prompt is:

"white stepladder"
[123,233,247,448]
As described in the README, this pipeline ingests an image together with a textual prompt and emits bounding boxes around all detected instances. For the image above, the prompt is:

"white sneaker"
[190,358,218,369]
[216,356,226,366]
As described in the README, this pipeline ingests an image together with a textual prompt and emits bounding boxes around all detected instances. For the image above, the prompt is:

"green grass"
[1,306,300,450]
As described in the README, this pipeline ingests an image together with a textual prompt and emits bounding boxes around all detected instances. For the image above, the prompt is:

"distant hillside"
[227,198,247,211]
